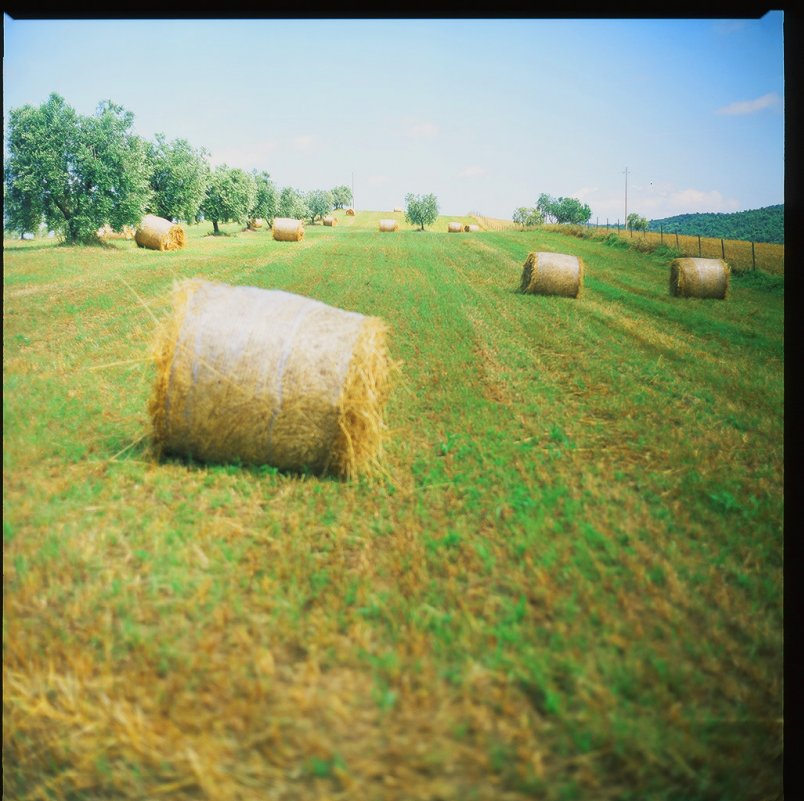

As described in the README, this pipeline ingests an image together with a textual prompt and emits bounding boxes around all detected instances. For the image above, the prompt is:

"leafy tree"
[305,189,334,223]
[200,165,257,234]
[536,193,557,224]
[535,193,591,226]
[4,93,151,244]
[277,186,308,221]
[250,170,277,225]
[627,212,648,232]
[404,192,439,231]
[147,133,209,223]
[512,207,544,228]
[331,185,353,210]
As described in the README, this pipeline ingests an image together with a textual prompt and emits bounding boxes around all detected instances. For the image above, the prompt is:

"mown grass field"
[3,209,784,800]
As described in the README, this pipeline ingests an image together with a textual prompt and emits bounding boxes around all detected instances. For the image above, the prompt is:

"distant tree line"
[647,205,783,245]
[3,93,355,242]
[511,193,592,227]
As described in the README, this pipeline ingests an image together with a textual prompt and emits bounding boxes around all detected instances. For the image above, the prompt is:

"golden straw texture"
[135,215,186,251]
[346,208,356,216]
[669,258,730,299]
[448,222,463,233]
[379,219,399,232]
[520,252,584,298]
[323,216,337,227]
[149,279,393,478]
[272,218,305,242]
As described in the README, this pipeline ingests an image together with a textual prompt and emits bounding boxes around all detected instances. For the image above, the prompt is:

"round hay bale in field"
[520,251,584,298]
[135,215,186,251]
[465,224,480,232]
[272,218,305,242]
[323,216,337,227]
[669,257,730,299]
[379,219,399,232]
[448,222,463,233]
[248,218,264,230]
[346,208,356,216]
[149,279,393,478]
[393,207,403,213]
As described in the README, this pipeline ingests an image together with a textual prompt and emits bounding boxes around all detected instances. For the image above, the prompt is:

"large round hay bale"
[135,215,186,251]
[272,218,304,242]
[379,219,399,232]
[448,222,463,233]
[346,208,356,216]
[149,279,393,478]
[520,252,584,298]
[669,258,730,299]
[323,216,337,227]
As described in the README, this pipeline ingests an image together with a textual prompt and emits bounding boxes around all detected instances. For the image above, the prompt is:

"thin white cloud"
[407,121,439,139]
[572,186,598,201]
[292,134,315,151]
[458,165,487,178]
[667,188,741,214]
[717,92,781,116]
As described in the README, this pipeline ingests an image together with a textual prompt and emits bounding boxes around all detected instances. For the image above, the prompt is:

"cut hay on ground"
[448,222,463,233]
[323,216,337,227]
[346,208,356,216]
[669,257,730,299]
[272,218,305,242]
[135,215,186,251]
[149,279,394,479]
[520,251,584,298]
[379,219,399,232]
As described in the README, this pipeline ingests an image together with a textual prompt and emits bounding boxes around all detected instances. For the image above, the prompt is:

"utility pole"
[623,167,629,228]
[352,171,355,211]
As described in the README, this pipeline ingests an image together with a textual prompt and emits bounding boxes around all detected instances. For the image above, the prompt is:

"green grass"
[3,210,783,800]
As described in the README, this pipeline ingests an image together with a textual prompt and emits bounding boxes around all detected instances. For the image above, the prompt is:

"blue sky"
[3,14,785,221]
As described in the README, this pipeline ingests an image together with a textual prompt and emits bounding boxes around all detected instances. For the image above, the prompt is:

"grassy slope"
[3,210,783,800]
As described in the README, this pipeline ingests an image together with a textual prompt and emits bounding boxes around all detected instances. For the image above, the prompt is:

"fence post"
[606,218,609,231]
[660,225,663,244]
[752,241,756,271]
[698,235,702,257]
[675,232,679,249]
[721,238,725,260]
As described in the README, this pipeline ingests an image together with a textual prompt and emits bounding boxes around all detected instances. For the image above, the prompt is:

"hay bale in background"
[323,216,337,227]
[393,207,403,213]
[669,258,730,299]
[135,215,186,251]
[97,224,135,240]
[272,218,305,242]
[248,218,264,230]
[379,219,399,232]
[346,208,356,216]
[465,224,480,232]
[448,222,463,233]
[149,279,393,479]
[520,252,584,298]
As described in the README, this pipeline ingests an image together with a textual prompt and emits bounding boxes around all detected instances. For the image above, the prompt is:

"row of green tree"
[3,93,355,243]
[512,193,592,228]
[646,205,783,244]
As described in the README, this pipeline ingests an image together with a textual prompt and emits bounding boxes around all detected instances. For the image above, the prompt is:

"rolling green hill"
[648,204,783,244]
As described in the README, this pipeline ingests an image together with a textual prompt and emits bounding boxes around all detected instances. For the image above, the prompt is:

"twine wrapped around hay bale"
[379,219,399,232]
[520,252,584,298]
[272,218,305,242]
[669,258,730,299]
[323,216,337,227]
[135,215,186,251]
[149,279,393,478]
[346,208,356,216]
[448,222,463,233]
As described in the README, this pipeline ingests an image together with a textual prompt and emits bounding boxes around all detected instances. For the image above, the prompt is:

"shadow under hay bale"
[669,257,730,299]
[448,222,463,233]
[272,218,304,242]
[149,279,394,479]
[520,252,584,298]
[323,216,337,227]
[379,219,399,232]
[135,215,186,251]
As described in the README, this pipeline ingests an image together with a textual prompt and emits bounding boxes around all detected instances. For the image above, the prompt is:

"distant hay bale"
[323,216,337,227]
[393,207,403,213]
[669,257,730,299]
[272,218,305,242]
[520,251,584,298]
[248,218,264,230]
[379,219,399,232]
[135,215,186,251]
[98,223,136,240]
[149,279,394,479]
[465,224,480,232]
[448,222,463,233]
[346,208,356,216]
